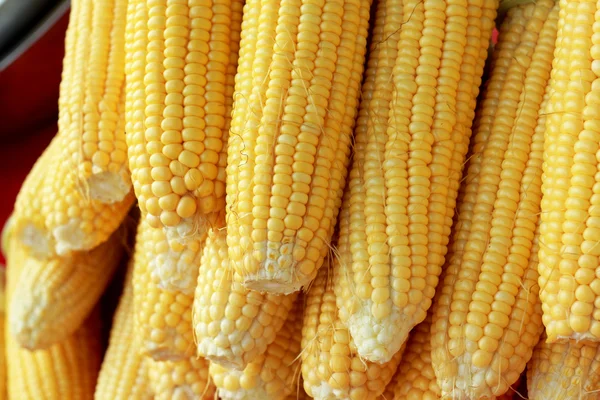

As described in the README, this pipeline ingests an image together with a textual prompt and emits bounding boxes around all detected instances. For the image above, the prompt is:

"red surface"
[0,12,68,138]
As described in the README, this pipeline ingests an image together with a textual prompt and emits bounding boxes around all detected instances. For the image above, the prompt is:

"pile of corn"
[3,0,600,397]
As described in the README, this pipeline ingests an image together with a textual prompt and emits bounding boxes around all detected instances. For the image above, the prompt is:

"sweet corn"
[336,0,499,363]
[528,333,600,399]
[95,263,153,400]
[302,257,403,400]
[538,0,600,342]
[12,0,135,258]
[194,227,297,369]
[125,0,243,240]
[6,240,102,400]
[133,221,203,360]
[9,228,123,350]
[209,296,303,400]
[430,0,556,397]
[148,356,215,400]
[225,0,372,294]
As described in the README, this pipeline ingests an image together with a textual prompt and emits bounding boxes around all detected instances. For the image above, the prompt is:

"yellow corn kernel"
[335,0,499,363]
[225,0,372,294]
[95,263,153,400]
[538,0,600,343]
[148,356,215,400]
[302,257,403,400]
[133,220,203,360]
[6,240,101,400]
[125,0,243,241]
[194,226,297,369]
[430,2,557,397]
[210,296,303,400]
[8,227,123,350]
[528,333,600,399]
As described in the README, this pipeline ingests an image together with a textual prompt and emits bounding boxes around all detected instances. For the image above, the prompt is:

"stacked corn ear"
[12,0,134,259]
[538,0,600,343]
[225,0,373,294]
[527,333,600,399]
[133,220,204,360]
[95,262,153,400]
[6,239,102,400]
[429,0,558,398]
[9,227,123,350]
[209,295,304,400]
[302,250,403,400]
[194,227,297,369]
[334,0,500,364]
[124,0,243,242]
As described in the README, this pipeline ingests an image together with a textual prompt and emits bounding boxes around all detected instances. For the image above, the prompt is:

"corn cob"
[6,241,102,399]
[209,296,303,400]
[302,256,403,400]
[11,139,59,259]
[60,0,131,200]
[95,262,153,400]
[6,313,103,400]
[527,333,600,399]
[125,0,243,241]
[12,0,135,258]
[334,0,499,363]
[378,319,523,400]
[194,227,297,369]
[225,0,372,294]
[147,356,215,400]
[9,227,123,350]
[538,0,600,342]
[133,220,202,360]
[430,2,557,397]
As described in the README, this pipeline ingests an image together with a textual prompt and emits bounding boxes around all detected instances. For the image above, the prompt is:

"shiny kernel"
[179,150,201,168]
[177,196,197,219]
[184,169,204,190]
[159,193,179,212]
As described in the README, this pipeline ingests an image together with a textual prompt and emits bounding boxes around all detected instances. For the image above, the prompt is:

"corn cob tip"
[196,349,247,371]
[236,254,314,295]
[9,300,45,351]
[17,223,54,260]
[86,170,132,204]
[242,276,304,296]
[346,305,410,364]
[149,248,201,296]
